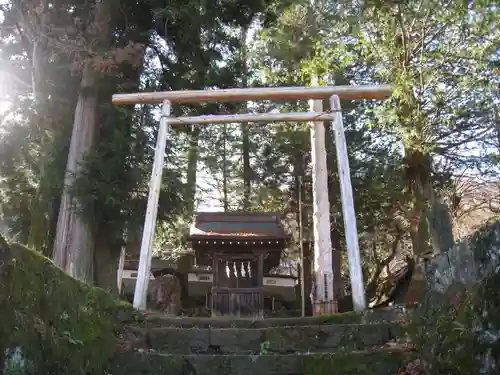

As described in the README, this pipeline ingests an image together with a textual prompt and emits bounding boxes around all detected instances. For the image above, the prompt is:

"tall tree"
[0,0,164,289]
[0,1,85,253]
[302,0,499,302]
[53,0,115,283]
[240,25,252,210]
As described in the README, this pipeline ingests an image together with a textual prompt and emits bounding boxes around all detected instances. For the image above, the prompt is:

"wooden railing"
[212,287,263,319]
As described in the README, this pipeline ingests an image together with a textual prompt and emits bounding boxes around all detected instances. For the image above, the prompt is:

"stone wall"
[425,219,500,293]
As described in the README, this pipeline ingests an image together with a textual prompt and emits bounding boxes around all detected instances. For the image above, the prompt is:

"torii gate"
[112,84,392,313]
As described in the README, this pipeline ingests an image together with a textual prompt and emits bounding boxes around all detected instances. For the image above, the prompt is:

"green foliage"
[410,287,480,373]
[0,0,497,304]
[0,0,179,262]
[259,340,271,354]
[0,100,71,253]
[357,0,498,170]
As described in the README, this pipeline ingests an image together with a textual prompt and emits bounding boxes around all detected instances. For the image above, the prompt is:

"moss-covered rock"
[110,351,412,375]
[140,307,408,329]
[410,220,500,374]
[0,236,138,375]
[130,323,400,354]
[302,351,411,375]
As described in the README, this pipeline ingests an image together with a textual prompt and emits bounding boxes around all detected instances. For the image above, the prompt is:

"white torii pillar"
[132,92,367,313]
[133,100,172,310]
[330,95,366,311]
[115,84,388,313]
[309,97,336,314]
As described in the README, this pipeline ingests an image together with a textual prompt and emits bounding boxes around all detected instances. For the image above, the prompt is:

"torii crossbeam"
[112,84,392,314]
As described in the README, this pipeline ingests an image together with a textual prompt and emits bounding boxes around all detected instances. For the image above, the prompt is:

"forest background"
[0,0,498,307]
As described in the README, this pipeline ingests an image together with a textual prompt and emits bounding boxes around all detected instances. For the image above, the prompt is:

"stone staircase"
[112,308,414,375]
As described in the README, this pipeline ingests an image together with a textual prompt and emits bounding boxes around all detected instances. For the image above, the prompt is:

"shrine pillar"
[309,94,366,313]
[309,97,336,315]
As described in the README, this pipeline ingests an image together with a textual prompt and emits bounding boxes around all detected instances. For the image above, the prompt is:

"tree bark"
[242,123,251,210]
[402,150,455,305]
[240,25,251,210]
[186,125,200,215]
[222,124,229,211]
[52,62,99,282]
[52,0,111,283]
[405,152,454,257]
[94,230,119,295]
[293,148,312,316]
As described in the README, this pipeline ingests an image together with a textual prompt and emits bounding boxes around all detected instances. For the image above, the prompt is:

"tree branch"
[366,231,403,300]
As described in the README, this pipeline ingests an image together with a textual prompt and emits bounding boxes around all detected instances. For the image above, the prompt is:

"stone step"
[141,307,408,329]
[110,349,413,375]
[132,323,402,354]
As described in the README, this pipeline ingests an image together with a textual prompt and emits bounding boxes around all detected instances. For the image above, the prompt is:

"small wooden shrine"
[187,212,288,319]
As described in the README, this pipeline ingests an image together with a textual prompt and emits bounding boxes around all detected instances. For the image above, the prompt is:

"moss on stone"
[411,264,500,373]
[141,307,406,329]
[0,236,137,374]
[408,220,500,374]
[0,233,415,375]
[302,352,411,375]
[110,351,412,375]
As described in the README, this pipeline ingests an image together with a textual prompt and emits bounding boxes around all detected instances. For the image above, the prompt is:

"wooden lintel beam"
[112,84,392,105]
[165,112,335,125]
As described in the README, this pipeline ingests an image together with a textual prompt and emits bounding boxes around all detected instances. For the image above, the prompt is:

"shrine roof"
[188,212,287,240]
